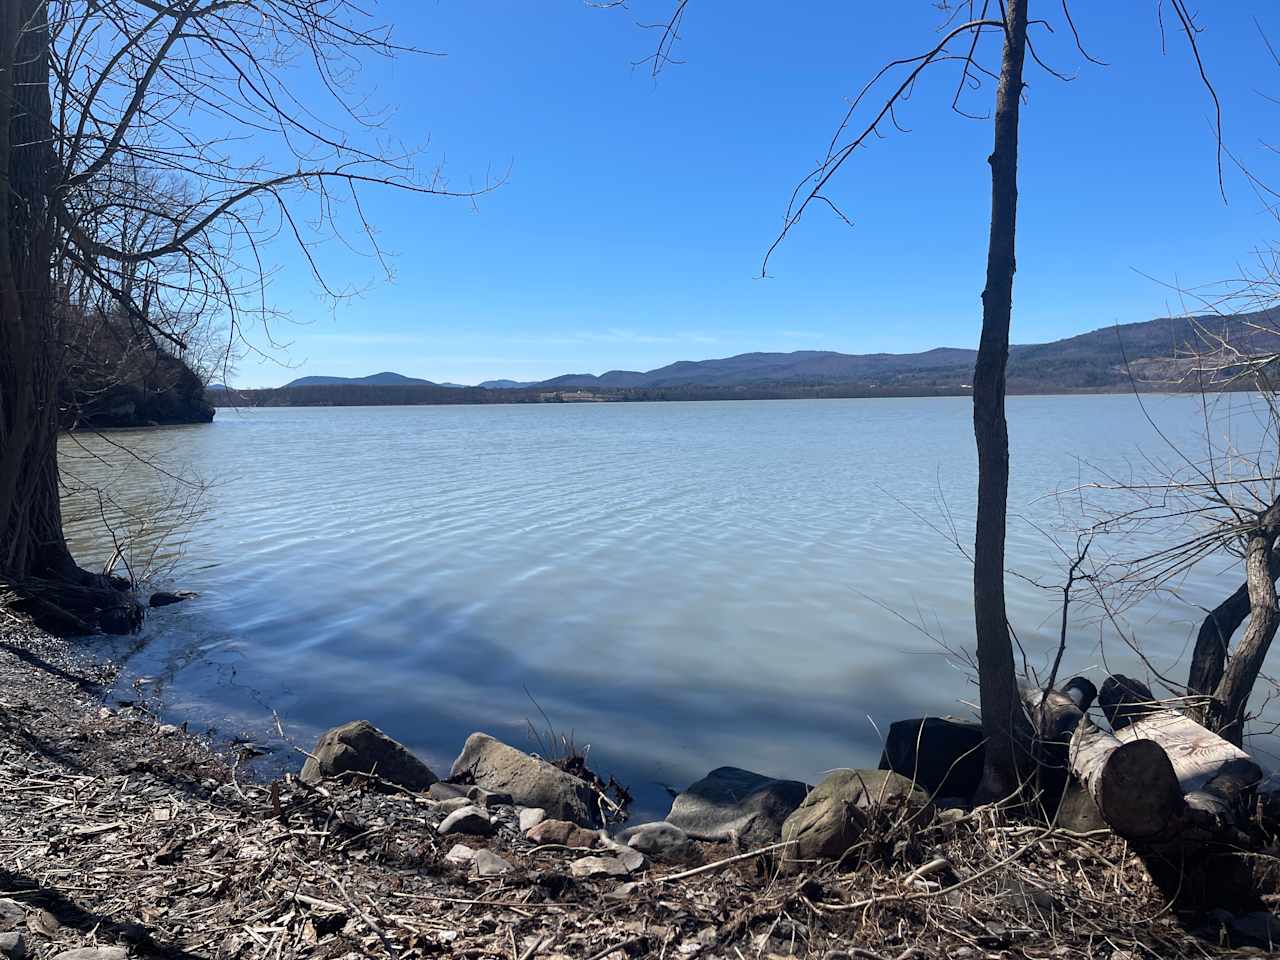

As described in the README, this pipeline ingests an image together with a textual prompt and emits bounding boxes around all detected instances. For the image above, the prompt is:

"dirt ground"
[0,618,1272,959]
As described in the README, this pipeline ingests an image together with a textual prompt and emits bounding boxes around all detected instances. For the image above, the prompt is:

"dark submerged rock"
[149,590,198,608]
[665,766,809,847]
[450,733,599,826]
[878,717,985,799]
[300,720,437,791]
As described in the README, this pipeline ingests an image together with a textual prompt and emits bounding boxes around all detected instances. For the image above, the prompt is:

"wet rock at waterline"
[616,821,699,863]
[782,769,932,863]
[451,733,599,826]
[299,720,438,791]
[149,590,198,608]
[878,717,985,799]
[666,766,810,847]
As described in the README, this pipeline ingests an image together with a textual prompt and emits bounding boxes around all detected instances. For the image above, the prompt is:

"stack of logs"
[1029,674,1280,908]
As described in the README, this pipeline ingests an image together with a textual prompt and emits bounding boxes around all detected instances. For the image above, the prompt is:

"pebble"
[0,931,25,960]
[518,807,547,832]
[444,844,476,865]
[473,849,514,877]
[569,855,631,879]
[438,805,494,837]
[51,949,130,960]
[157,724,180,737]
[0,902,22,932]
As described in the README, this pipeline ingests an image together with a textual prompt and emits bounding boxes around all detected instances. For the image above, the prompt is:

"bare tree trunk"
[1208,502,1280,745]
[1187,548,1280,723]
[973,0,1030,797]
[0,0,135,633]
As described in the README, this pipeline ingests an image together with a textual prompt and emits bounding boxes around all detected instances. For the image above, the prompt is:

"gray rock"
[0,931,25,960]
[428,782,470,802]
[666,766,810,846]
[436,797,474,815]
[617,821,699,864]
[472,849,514,877]
[300,720,437,791]
[570,855,631,879]
[450,733,598,826]
[526,819,599,848]
[878,717,985,799]
[519,807,548,832]
[438,805,494,837]
[782,769,932,863]
[444,843,477,865]
[0,901,23,932]
[52,950,129,960]
[467,785,515,808]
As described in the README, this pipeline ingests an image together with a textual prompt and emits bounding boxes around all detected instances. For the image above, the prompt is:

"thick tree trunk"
[973,0,1030,798]
[1208,505,1280,746]
[1187,548,1280,722]
[0,0,139,634]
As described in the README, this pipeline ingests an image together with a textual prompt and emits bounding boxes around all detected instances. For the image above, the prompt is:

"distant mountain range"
[264,313,1267,395]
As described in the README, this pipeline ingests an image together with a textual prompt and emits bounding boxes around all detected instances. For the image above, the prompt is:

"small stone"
[436,797,474,814]
[26,911,58,939]
[526,819,599,848]
[51,949,129,960]
[605,882,642,901]
[97,707,114,720]
[617,821,698,863]
[0,931,25,960]
[615,847,645,873]
[438,805,494,837]
[444,844,476,865]
[570,856,630,879]
[428,782,469,802]
[472,849,514,877]
[467,786,514,808]
[519,807,547,832]
[0,902,23,932]
[157,724,180,737]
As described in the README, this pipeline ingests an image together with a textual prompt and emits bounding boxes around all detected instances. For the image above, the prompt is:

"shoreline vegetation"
[4,612,1280,958]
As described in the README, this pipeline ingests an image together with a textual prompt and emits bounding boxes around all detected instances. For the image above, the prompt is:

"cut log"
[1113,708,1260,795]
[1067,716,1185,841]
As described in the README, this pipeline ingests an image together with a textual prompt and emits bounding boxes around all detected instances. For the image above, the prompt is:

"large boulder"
[878,717,985,799]
[666,766,810,847]
[782,769,932,863]
[450,733,600,826]
[300,720,438,791]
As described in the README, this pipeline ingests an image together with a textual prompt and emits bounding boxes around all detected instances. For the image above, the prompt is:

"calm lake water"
[56,395,1275,815]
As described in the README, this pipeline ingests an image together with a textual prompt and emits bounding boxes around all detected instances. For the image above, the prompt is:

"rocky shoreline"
[0,619,1273,959]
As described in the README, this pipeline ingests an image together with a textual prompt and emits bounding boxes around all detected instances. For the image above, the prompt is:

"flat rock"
[666,766,809,846]
[52,950,130,960]
[519,807,547,832]
[451,733,598,826]
[468,785,515,808]
[436,797,474,814]
[429,782,470,802]
[617,821,699,864]
[301,720,437,791]
[879,717,985,799]
[0,932,25,960]
[782,769,932,863]
[526,819,599,848]
[438,805,494,837]
[570,855,631,879]
[0,902,23,932]
[444,843,477,865]
[1054,777,1106,833]
[473,849,514,877]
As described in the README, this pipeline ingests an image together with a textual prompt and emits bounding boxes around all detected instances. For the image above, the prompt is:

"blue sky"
[231,2,1280,387]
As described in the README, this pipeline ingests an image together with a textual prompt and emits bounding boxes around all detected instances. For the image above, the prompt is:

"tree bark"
[1208,502,1280,746]
[0,0,137,633]
[973,0,1030,798]
[1188,547,1280,721]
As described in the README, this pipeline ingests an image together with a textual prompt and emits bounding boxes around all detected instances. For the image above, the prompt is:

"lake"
[56,395,1274,816]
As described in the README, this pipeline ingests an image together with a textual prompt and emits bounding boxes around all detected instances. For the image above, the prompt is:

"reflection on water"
[58,396,1277,815]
